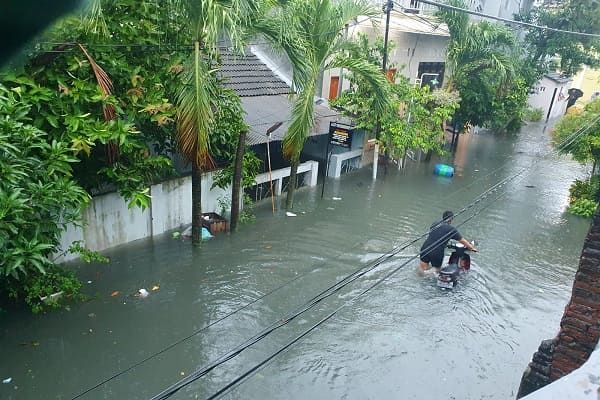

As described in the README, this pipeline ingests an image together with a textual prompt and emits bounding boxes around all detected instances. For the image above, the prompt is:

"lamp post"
[373,0,394,181]
[266,122,283,214]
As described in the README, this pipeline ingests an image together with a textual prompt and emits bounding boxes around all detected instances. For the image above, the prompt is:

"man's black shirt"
[420,222,462,257]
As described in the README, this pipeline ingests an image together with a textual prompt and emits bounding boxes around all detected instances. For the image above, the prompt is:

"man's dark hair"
[443,210,454,222]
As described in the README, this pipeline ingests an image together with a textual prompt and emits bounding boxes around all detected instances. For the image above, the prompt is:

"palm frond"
[327,54,391,115]
[82,0,109,37]
[283,79,316,160]
[176,43,218,169]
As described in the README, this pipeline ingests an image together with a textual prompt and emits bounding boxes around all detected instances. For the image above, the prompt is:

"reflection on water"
[0,124,593,400]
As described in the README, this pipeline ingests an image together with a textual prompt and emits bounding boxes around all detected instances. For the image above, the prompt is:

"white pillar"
[306,161,319,186]
[275,178,282,196]
[372,143,379,180]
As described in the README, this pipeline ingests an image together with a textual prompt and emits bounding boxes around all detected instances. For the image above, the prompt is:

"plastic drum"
[433,163,454,177]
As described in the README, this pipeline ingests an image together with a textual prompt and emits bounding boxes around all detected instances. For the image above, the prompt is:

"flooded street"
[0,123,593,400]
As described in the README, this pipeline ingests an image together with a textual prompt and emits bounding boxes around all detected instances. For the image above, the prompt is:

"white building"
[467,0,534,20]
[528,73,572,121]
[323,4,450,101]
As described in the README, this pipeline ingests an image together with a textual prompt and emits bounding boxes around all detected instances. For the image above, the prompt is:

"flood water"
[0,123,593,400]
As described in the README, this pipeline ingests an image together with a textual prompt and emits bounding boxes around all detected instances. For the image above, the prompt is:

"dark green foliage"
[517,0,600,76]
[566,176,599,218]
[2,265,84,314]
[438,0,535,133]
[332,34,459,158]
[553,98,600,163]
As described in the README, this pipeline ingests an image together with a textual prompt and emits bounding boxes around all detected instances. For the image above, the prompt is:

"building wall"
[55,172,229,263]
[528,76,571,121]
[55,163,320,263]
[517,210,600,398]
[322,26,448,100]
[572,66,600,105]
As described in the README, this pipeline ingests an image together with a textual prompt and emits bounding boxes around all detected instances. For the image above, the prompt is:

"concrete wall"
[322,24,449,99]
[56,163,319,263]
[517,210,600,398]
[528,76,571,121]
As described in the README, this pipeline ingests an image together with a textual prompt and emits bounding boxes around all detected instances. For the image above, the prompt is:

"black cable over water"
[75,117,595,399]
[202,124,600,399]
[71,163,518,400]
[205,178,523,400]
[149,121,596,400]
[148,172,525,400]
[69,238,371,400]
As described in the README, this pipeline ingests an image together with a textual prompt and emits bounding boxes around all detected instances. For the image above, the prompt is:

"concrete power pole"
[373,0,393,181]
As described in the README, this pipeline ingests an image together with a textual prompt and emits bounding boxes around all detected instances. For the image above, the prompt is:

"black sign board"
[329,125,353,148]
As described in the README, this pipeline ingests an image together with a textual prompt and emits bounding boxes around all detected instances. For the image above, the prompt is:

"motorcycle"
[436,241,473,289]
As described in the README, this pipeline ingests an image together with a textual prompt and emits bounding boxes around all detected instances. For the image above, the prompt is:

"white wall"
[528,76,572,121]
[55,171,229,263]
[55,162,319,263]
[321,25,448,99]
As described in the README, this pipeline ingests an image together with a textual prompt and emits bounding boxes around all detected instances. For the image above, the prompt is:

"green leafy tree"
[174,0,264,243]
[518,0,600,76]
[438,0,532,133]
[0,84,91,311]
[260,0,390,209]
[553,98,600,163]
[1,0,183,208]
[333,34,459,163]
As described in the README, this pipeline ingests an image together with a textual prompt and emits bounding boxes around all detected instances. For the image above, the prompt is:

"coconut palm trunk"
[285,158,300,209]
[191,156,203,243]
[230,130,246,231]
[260,0,391,210]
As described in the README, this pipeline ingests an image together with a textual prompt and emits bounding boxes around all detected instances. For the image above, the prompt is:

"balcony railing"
[393,0,437,14]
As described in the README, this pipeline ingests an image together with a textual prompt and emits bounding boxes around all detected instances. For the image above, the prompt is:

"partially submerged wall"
[56,162,320,263]
[517,210,600,398]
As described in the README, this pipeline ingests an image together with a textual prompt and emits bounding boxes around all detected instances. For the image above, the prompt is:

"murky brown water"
[0,122,592,400]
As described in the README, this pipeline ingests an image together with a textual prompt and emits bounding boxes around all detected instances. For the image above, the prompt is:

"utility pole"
[373,0,393,181]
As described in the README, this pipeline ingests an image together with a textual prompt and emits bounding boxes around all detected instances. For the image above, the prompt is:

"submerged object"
[433,163,454,177]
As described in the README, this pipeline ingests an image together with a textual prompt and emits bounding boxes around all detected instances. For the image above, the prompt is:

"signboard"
[329,125,353,148]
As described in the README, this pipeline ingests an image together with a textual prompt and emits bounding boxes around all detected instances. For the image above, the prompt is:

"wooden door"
[329,76,339,100]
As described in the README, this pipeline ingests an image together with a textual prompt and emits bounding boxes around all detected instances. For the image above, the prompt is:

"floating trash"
[137,288,149,298]
[286,212,297,217]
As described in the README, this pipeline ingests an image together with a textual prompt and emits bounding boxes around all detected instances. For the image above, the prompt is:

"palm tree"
[175,0,261,244]
[437,0,520,130]
[260,0,391,210]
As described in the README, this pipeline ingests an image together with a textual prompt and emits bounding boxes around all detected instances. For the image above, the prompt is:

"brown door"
[329,76,339,100]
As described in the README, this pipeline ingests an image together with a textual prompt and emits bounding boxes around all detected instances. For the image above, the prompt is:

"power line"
[147,168,528,400]
[205,185,516,400]
[409,0,600,38]
[148,117,599,400]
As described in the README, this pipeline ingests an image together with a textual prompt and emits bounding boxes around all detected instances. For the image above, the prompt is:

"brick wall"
[517,210,600,398]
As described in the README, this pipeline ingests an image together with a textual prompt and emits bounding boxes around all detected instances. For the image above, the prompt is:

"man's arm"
[459,238,478,252]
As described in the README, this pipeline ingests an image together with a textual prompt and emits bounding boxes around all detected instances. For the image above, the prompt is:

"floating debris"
[525,185,535,188]
[137,288,149,298]
[151,285,160,291]
[286,212,297,217]
[2,378,12,384]
[110,291,120,297]
[332,197,342,200]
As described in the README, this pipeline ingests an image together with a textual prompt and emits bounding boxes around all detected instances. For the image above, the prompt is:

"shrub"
[568,198,598,218]
[524,107,544,122]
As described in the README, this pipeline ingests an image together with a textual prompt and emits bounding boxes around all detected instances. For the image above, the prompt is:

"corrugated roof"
[220,50,293,97]
[242,95,343,146]
[217,49,343,145]
[545,72,572,84]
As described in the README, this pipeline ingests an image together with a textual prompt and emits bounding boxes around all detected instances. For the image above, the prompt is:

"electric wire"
[70,94,598,400]
[400,0,600,38]
[149,119,597,400]
[147,167,527,400]
[205,176,519,400]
